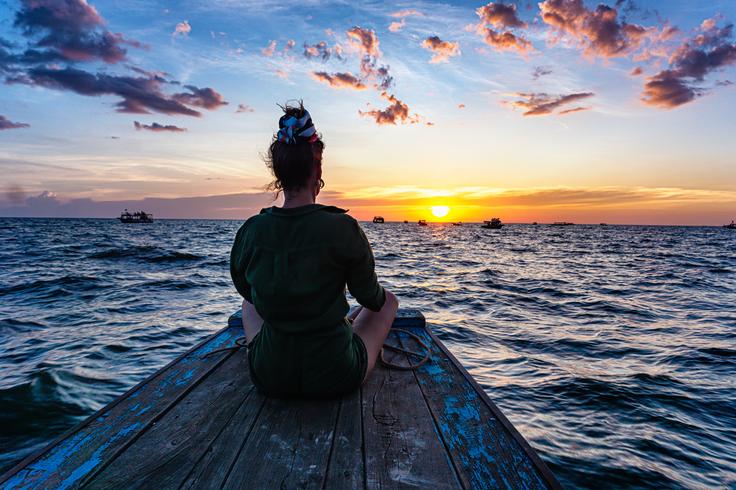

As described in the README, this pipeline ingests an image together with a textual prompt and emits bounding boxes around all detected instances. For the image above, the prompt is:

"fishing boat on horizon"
[724,221,736,229]
[452,221,462,226]
[418,219,427,226]
[372,216,385,223]
[481,218,503,229]
[119,210,153,224]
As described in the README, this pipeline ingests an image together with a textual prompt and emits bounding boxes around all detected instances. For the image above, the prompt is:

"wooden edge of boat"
[1,308,561,490]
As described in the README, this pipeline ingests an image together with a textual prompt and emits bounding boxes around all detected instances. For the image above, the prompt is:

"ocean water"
[0,217,734,488]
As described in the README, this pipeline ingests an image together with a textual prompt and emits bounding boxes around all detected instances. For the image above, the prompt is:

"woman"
[230,102,399,399]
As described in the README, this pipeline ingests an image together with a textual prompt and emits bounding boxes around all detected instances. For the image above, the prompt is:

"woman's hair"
[265,101,325,194]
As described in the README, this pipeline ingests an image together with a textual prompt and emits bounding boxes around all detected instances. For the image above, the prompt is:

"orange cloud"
[505,92,594,116]
[311,71,367,90]
[359,92,422,125]
[475,2,532,54]
[421,36,460,63]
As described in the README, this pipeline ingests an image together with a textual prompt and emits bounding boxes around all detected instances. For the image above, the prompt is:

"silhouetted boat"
[418,220,427,226]
[119,209,153,223]
[532,222,538,225]
[551,222,573,226]
[403,220,409,224]
[372,216,385,224]
[452,222,462,226]
[599,223,608,226]
[481,218,503,229]
[724,221,736,229]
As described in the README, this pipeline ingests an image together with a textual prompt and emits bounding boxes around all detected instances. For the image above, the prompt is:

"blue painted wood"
[398,328,561,490]
[1,308,560,490]
[0,327,240,490]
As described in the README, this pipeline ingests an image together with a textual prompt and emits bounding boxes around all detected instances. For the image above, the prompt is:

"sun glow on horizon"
[431,205,450,218]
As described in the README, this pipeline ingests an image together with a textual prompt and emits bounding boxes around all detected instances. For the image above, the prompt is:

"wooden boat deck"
[0,309,560,489]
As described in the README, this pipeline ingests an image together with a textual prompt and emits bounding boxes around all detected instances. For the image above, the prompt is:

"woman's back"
[230,203,385,335]
[229,101,397,399]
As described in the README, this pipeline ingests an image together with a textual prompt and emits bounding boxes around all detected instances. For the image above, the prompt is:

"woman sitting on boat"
[230,102,399,399]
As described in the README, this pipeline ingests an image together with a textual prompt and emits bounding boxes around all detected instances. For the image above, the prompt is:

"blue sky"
[1,0,735,223]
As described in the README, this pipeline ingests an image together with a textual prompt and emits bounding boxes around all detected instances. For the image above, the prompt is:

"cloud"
[134,121,186,132]
[390,9,423,19]
[17,67,214,116]
[558,106,590,115]
[311,71,367,90]
[458,103,466,109]
[474,2,533,54]
[539,0,649,58]
[12,0,139,64]
[303,41,340,61]
[532,66,553,80]
[236,104,254,113]
[478,28,533,54]
[261,40,276,57]
[275,68,289,79]
[0,115,29,130]
[347,27,381,57]
[359,92,422,125]
[388,20,406,33]
[477,2,526,29]
[1,1,225,121]
[421,36,460,63]
[173,20,191,37]
[388,9,423,32]
[505,91,594,116]
[642,19,736,108]
[172,85,228,110]
[630,66,643,76]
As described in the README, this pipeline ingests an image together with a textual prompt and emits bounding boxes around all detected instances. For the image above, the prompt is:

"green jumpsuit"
[229,204,386,398]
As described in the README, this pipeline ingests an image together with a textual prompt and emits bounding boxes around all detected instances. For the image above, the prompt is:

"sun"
[431,205,450,218]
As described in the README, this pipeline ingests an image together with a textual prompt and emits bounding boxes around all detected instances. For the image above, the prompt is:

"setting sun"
[431,206,450,218]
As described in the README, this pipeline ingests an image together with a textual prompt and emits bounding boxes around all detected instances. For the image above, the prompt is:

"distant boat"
[403,220,409,224]
[119,209,153,223]
[724,221,736,229]
[532,222,538,225]
[452,222,462,226]
[551,222,574,226]
[418,220,428,226]
[372,216,385,224]
[599,223,608,226]
[481,218,503,229]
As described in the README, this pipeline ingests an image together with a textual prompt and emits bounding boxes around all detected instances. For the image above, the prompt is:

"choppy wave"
[0,218,735,488]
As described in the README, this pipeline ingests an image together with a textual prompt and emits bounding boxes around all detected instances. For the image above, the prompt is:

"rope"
[203,329,431,371]
[378,329,431,371]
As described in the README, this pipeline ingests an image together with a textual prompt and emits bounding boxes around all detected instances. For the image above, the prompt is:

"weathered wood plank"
[179,386,266,490]
[84,348,254,489]
[0,326,240,490]
[323,390,365,489]
[362,332,461,489]
[402,328,560,490]
[222,397,340,489]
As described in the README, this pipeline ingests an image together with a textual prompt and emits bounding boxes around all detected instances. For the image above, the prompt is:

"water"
[1,218,734,488]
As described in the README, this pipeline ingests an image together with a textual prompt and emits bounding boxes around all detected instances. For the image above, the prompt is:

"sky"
[1,0,735,224]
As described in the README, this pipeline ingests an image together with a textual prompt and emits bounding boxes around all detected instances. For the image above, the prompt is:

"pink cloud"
[421,36,461,63]
[505,92,594,116]
[173,20,191,37]
[359,92,423,125]
[311,71,367,90]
